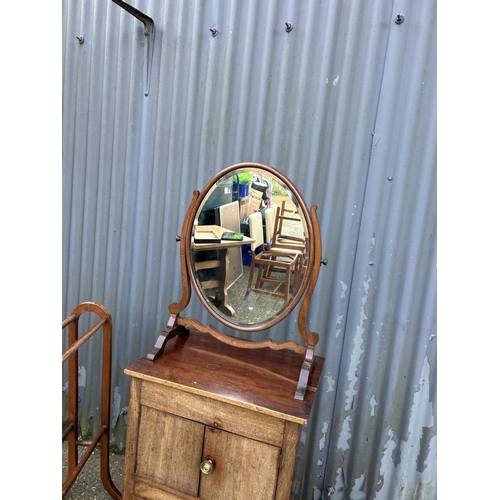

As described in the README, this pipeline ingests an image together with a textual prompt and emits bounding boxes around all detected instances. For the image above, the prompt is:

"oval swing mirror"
[187,162,314,332]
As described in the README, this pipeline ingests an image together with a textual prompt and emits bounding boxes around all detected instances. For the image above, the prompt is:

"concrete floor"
[62,441,124,499]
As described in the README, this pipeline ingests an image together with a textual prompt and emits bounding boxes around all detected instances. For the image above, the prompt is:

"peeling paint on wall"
[374,357,436,498]
[111,386,121,429]
[339,281,348,299]
[350,474,367,500]
[319,421,330,451]
[312,486,323,500]
[77,365,87,402]
[328,468,346,499]
[344,279,371,411]
[421,435,436,487]
[378,429,397,488]
[78,365,87,389]
[300,428,308,446]
[324,375,336,393]
[337,416,352,452]
[335,314,344,338]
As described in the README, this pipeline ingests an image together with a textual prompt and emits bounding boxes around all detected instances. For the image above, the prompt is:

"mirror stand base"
[294,345,316,401]
[146,323,189,361]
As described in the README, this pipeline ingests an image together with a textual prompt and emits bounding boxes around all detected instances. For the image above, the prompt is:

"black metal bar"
[111,0,155,96]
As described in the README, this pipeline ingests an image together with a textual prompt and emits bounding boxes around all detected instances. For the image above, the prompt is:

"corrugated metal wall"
[62,0,436,498]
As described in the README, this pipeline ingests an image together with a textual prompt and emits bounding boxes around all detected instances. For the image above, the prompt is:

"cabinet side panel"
[136,406,204,497]
[141,380,285,446]
[200,427,280,500]
[275,421,300,500]
[123,377,142,499]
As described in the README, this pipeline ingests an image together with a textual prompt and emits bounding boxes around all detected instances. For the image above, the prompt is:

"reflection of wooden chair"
[245,211,301,302]
[264,206,277,248]
[271,201,307,250]
[265,202,308,289]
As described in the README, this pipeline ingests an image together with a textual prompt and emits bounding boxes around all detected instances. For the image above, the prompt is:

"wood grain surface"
[125,329,324,424]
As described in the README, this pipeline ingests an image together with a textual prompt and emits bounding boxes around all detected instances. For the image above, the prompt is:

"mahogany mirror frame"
[147,162,324,400]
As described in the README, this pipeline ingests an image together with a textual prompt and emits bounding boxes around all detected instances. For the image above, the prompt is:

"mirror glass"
[188,165,311,330]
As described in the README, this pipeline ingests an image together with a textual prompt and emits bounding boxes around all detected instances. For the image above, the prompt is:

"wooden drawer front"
[135,406,204,497]
[200,427,280,500]
[141,380,285,447]
[133,478,197,499]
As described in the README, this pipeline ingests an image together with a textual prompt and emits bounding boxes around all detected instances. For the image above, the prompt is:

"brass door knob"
[200,458,215,475]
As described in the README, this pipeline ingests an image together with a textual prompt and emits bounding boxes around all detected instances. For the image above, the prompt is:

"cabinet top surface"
[125,330,324,424]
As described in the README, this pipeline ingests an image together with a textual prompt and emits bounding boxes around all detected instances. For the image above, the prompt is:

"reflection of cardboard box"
[250,189,263,212]
[239,195,251,221]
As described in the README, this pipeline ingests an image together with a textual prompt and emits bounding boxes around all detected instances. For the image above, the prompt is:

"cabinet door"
[135,405,204,497]
[199,426,280,500]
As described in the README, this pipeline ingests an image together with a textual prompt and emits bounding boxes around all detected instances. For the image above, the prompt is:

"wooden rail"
[62,302,121,499]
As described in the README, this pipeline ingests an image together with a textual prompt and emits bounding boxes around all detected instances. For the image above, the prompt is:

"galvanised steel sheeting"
[297,1,437,497]
[62,0,436,497]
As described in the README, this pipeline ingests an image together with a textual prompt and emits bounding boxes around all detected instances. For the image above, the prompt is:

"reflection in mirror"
[190,167,309,328]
